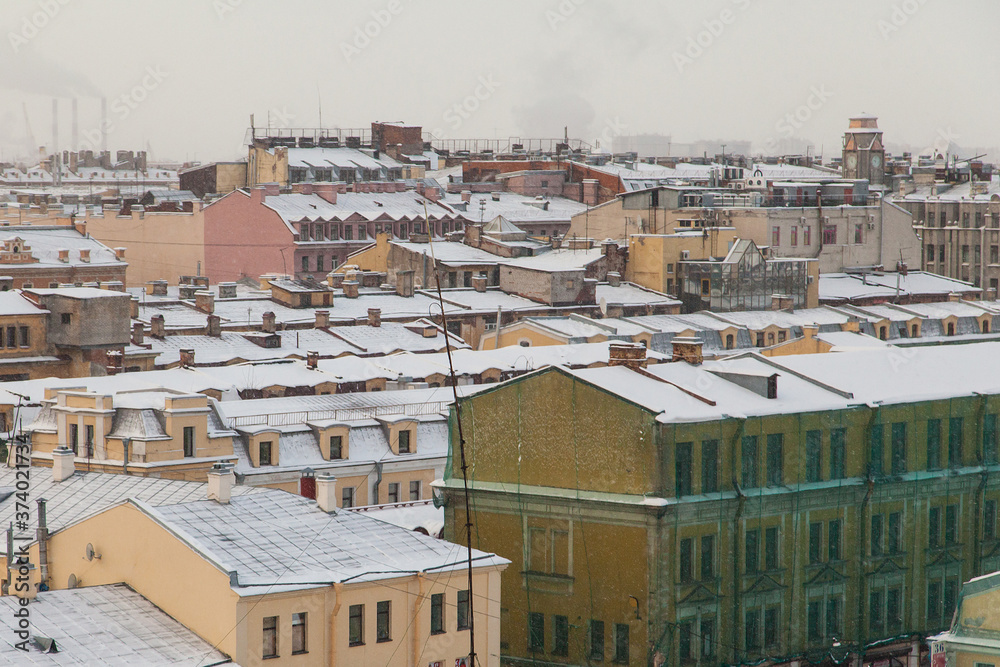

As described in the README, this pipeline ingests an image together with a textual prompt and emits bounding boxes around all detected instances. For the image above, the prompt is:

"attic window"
[259,440,273,466]
[398,429,412,454]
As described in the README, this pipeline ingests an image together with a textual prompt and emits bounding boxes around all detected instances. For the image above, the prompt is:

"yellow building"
[8,470,508,667]
[930,571,1000,667]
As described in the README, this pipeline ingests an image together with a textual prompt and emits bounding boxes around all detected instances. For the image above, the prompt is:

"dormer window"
[260,440,273,465]
[398,430,411,454]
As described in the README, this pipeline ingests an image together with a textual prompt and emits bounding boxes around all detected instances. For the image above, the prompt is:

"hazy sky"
[1,0,995,164]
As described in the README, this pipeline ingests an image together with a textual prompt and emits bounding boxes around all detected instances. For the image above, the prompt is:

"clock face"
[846,154,858,168]
[871,155,882,168]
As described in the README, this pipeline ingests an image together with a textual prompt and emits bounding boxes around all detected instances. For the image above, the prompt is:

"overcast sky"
[0,0,995,164]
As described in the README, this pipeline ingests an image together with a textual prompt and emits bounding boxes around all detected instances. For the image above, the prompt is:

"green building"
[438,340,1000,666]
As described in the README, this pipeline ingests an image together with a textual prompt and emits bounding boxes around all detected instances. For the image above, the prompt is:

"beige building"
[929,570,1000,667]
[8,473,508,667]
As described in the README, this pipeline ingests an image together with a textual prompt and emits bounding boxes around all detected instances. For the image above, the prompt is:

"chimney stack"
[195,290,215,313]
[471,275,487,293]
[315,310,330,329]
[114,247,126,260]
[51,445,75,483]
[262,311,276,333]
[150,314,165,338]
[207,463,234,504]
[671,336,704,365]
[771,294,794,311]
[179,348,195,367]
[608,342,647,370]
[130,296,139,319]
[307,350,319,369]
[131,322,144,345]
[342,281,359,298]
[207,314,222,337]
[606,271,621,287]
[395,270,414,298]
[150,280,168,296]
[368,308,381,327]
[316,473,338,513]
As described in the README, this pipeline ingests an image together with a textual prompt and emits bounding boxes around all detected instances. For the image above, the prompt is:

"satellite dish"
[599,297,607,316]
[85,543,101,561]
[67,573,77,589]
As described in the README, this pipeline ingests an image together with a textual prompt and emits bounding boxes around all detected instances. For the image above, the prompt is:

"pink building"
[203,183,463,283]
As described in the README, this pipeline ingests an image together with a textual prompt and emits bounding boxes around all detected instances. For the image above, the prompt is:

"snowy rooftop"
[819,272,979,303]
[0,584,231,665]
[440,191,586,224]
[0,227,124,268]
[596,282,680,307]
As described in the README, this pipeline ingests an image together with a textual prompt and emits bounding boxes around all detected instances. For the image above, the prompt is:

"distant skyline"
[0,0,996,164]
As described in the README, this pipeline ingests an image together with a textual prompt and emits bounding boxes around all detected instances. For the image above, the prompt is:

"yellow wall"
[627,229,733,294]
[480,323,568,350]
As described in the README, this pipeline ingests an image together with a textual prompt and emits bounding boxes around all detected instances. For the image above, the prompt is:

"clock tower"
[842,114,885,186]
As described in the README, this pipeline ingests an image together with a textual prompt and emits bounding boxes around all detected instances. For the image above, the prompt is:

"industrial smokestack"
[51,98,60,185]
[71,98,78,151]
[100,97,108,152]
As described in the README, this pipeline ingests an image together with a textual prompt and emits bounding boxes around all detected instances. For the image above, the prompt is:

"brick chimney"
[771,294,794,311]
[313,182,337,204]
[195,290,215,313]
[368,308,381,327]
[150,314,165,338]
[342,281,359,298]
[471,275,487,292]
[316,472,338,513]
[307,350,319,369]
[150,280,168,296]
[207,463,234,504]
[179,348,195,367]
[395,270,414,298]
[58,248,69,262]
[315,310,330,328]
[608,342,647,370]
[114,247,126,260]
[461,190,472,202]
[78,248,90,263]
[207,314,222,337]
[262,311,276,333]
[51,445,75,483]
[606,271,621,287]
[130,296,139,319]
[131,322,144,345]
[671,336,704,365]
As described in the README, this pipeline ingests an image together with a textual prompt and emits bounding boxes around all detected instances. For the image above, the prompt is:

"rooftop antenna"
[424,199,478,667]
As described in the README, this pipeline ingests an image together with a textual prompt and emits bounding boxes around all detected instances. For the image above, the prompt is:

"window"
[5,327,14,348]
[679,620,693,660]
[349,604,364,646]
[949,417,963,467]
[927,245,936,262]
[528,612,544,652]
[891,422,907,474]
[828,520,842,561]
[764,607,779,649]
[766,433,783,486]
[945,504,958,545]
[806,430,822,482]
[259,440,273,466]
[725,333,734,350]
[807,600,821,641]
[985,414,998,464]
[84,425,94,457]
[457,590,470,630]
[263,615,278,658]
[871,514,884,556]
[745,609,761,651]
[589,620,605,661]
[387,482,400,504]
[929,506,941,548]
[985,499,997,541]
[888,512,902,554]
[69,423,79,454]
[553,615,569,656]
[791,225,798,246]
[928,581,942,625]
[183,426,195,458]
[300,256,310,272]
[398,429,411,454]
[292,612,307,655]
[614,623,629,664]
[826,598,842,637]
[61,313,71,325]
[887,587,902,633]
[701,439,718,493]
[771,226,781,246]
[344,225,353,240]
[854,223,863,244]
[823,224,837,244]
[803,226,812,246]
[329,435,342,459]
[409,480,421,501]
[341,486,355,508]
[18,326,28,348]
[765,527,779,570]
[701,535,715,580]
[939,245,945,262]
[746,529,760,573]
[431,594,445,634]
[701,618,716,658]
[830,428,845,479]
[358,225,368,240]
[376,601,391,642]
[675,442,693,496]
[870,423,884,477]
[701,278,710,295]
[927,419,942,470]
[679,537,693,582]
[809,522,822,563]
[742,435,759,488]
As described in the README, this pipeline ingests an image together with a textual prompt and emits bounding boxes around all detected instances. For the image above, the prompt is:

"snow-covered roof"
[0,584,231,665]
[440,191,586,224]
[819,272,980,303]
[288,146,402,171]
[262,191,459,232]
[502,247,603,272]
[0,227,124,268]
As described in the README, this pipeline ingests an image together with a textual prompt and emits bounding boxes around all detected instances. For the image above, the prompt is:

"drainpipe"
[329,582,343,665]
[372,461,383,505]
[856,478,874,653]
[36,499,48,590]
[974,393,989,574]
[729,417,747,664]
[494,306,502,349]
[411,573,427,666]
[123,439,130,475]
